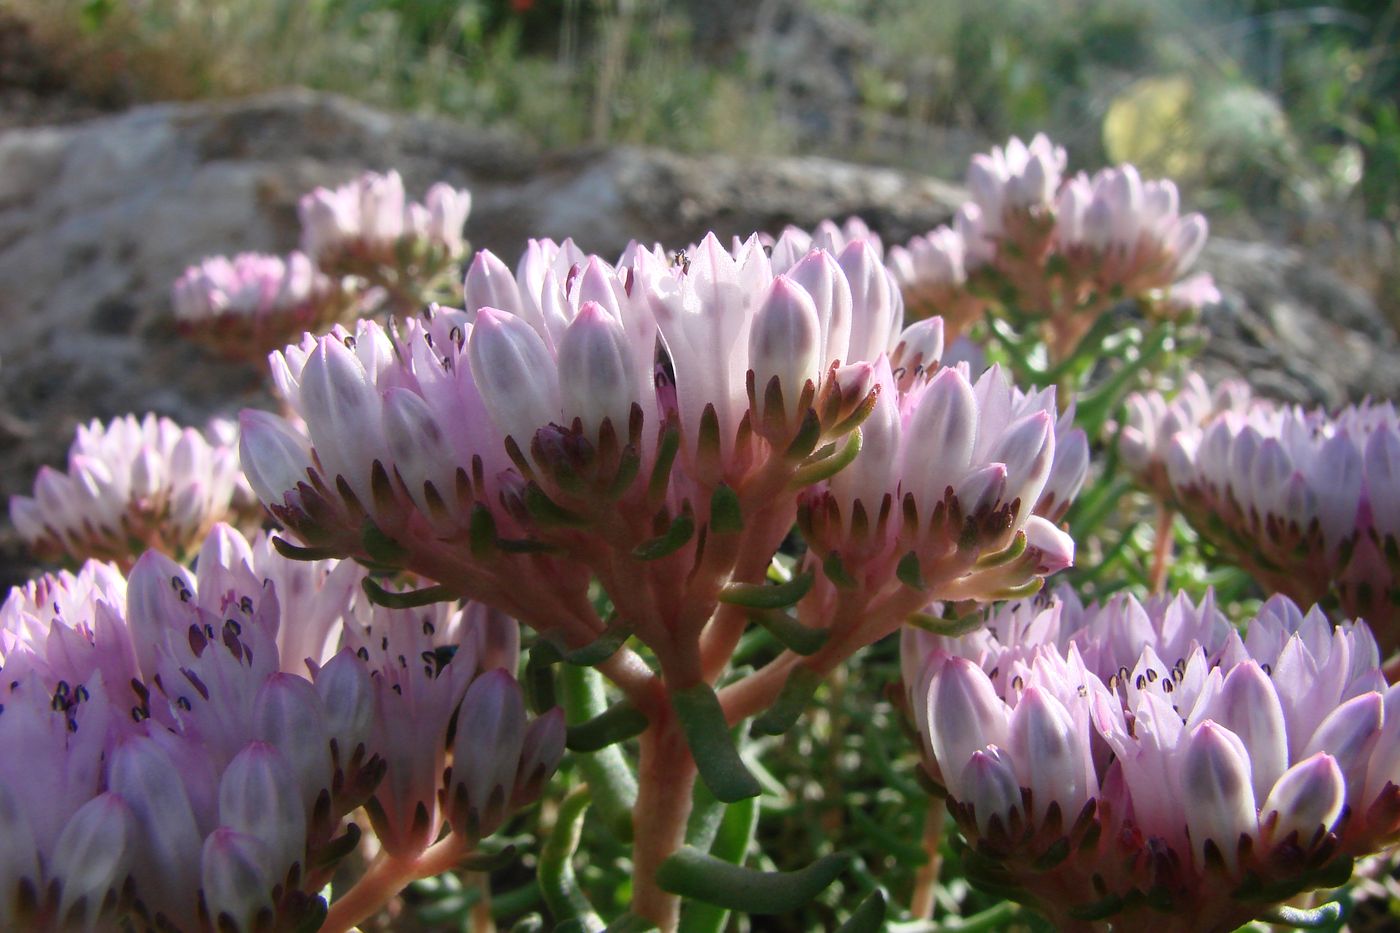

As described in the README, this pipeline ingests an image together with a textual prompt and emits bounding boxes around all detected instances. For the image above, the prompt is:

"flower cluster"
[798,360,1082,638]
[299,170,471,276]
[171,171,471,362]
[1118,373,1251,502]
[0,524,560,932]
[9,414,251,568]
[904,589,1400,932]
[887,210,990,343]
[1166,398,1400,654]
[240,233,1079,680]
[879,134,1215,363]
[171,252,347,363]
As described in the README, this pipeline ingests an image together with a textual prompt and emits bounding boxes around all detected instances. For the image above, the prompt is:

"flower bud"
[298,338,385,510]
[838,240,901,363]
[1262,753,1344,847]
[253,674,332,814]
[49,793,133,929]
[1302,692,1382,808]
[960,748,1023,837]
[109,736,203,927]
[1008,686,1089,823]
[464,250,524,321]
[237,410,313,511]
[513,707,566,807]
[1022,516,1075,574]
[382,387,458,520]
[749,276,822,425]
[218,742,307,880]
[1206,661,1287,801]
[786,249,853,367]
[1181,721,1256,873]
[889,318,945,385]
[449,670,526,840]
[201,829,275,933]
[468,307,561,456]
[901,367,977,513]
[314,648,375,766]
[988,411,1054,525]
[0,785,39,928]
[927,657,1009,799]
[557,301,642,439]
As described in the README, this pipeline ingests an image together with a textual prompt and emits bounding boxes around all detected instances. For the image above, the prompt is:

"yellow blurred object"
[1103,75,1203,179]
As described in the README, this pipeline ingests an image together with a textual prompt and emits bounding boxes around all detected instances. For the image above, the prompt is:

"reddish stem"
[321,833,469,933]
[908,804,945,919]
[630,708,698,932]
[1149,503,1175,594]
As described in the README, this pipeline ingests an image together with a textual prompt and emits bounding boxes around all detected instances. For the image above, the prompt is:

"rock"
[1195,237,1400,406]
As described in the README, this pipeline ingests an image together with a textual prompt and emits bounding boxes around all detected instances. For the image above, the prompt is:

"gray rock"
[1195,237,1400,406]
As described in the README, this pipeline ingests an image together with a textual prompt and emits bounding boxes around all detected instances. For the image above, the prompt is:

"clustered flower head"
[0,524,560,932]
[904,589,1400,933]
[171,252,347,363]
[299,170,472,276]
[966,133,1067,239]
[1054,164,1209,299]
[1166,397,1400,655]
[887,208,990,343]
[798,360,1082,624]
[240,232,1079,676]
[1118,373,1251,502]
[876,134,1216,363]
[9,414,250,568]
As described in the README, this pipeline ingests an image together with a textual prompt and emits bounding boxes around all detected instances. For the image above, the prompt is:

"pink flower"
[1118,373,1250,502]
[10,414,247,568]
[903,589,1400,931]
[887,225,988,340]
[172,252,346,362]
[1167,397,1400,654]
[0,524,557,929]
[1055,166,1209,292]
[801,363,1076,610]
[967,133,1067,233]
[298,170,471,273]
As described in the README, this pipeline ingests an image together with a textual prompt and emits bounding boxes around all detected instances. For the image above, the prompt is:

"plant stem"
[1149,503,1175,594]
[322,833,470,933]
[630,709,699,932]
[907,805,944,919]
[468,871,496,933]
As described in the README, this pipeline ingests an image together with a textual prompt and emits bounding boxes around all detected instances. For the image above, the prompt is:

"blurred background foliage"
[7,0,1398,227]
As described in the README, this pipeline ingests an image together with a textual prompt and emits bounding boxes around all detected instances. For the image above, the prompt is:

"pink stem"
[321,834,469,933]
[1149,503,1175,594]
[630,709,697,932]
